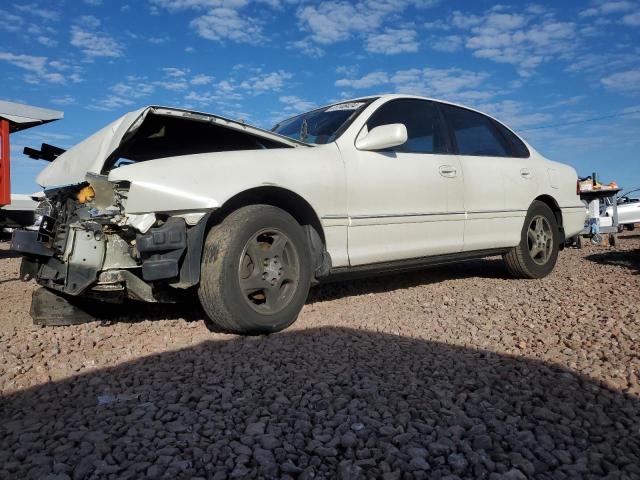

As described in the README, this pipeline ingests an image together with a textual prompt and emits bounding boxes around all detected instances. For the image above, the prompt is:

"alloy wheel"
[238,228,300,314]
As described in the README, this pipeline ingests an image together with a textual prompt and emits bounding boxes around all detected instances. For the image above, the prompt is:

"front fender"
[107,146,343,216]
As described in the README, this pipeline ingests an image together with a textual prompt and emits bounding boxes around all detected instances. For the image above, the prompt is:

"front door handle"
[520,168,532,178]
[439,165,458,178]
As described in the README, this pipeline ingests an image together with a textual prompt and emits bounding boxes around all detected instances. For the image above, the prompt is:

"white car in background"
[0,194,37,230]
[605,188,640,230]
[12,94,585,333]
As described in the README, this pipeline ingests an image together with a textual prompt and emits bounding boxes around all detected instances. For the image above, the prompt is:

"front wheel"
[198,204,312,334]
[503,201,560,279]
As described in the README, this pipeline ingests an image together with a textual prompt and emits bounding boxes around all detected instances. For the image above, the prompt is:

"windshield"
[272,99,374,144]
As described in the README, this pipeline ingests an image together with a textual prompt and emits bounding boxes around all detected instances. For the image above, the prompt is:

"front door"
[346,99,465,265]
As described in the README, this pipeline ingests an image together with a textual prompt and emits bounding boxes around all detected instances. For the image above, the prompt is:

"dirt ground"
[0,232,639,479]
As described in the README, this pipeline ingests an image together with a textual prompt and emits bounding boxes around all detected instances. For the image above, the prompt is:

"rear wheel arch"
[534,194,564,246]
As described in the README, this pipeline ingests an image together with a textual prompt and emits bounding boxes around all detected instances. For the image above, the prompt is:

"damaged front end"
[11,176,209,303]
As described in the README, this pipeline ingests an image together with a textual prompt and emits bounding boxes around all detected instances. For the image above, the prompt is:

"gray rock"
[409,457,431,471]
[259,434,281,450]
[448,453,468,474]
[338,460,363,479]
[502,468,528,480]
[428,442,451,456]
[245,422,266,436]
[473,434,493,451]
[340,432,358,448]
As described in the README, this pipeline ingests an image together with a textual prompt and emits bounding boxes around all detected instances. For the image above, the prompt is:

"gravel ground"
[1,232,639,479]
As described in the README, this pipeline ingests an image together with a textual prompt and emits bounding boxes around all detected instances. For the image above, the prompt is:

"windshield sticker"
[325,102,366,112]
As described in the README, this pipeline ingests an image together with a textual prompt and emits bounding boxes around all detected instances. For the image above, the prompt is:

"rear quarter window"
[492,120,530,158]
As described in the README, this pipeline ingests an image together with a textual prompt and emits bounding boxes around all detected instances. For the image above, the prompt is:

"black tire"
[609,233,618,247]
[198,204,312,334]
[503,201,560,279]
[575,235,583,249]
[625,224,635,232]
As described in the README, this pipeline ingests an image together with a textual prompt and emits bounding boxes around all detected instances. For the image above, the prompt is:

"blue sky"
[2,0,639,194]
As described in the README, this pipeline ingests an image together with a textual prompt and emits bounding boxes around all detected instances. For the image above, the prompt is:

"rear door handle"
[439,165,458,178]
[520,168,532,178]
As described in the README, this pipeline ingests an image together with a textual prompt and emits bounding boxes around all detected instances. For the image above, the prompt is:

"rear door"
[438,103,535,251]
[346,98,465,265]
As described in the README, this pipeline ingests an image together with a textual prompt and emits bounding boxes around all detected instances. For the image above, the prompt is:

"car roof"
[340,93,501,122]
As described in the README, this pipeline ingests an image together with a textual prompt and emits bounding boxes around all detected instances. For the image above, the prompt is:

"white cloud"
[0,52,47,73]
[297,2,380,44]
[279,95,316,113]
[14,4,59,22]
[71,16,123,57]
[600,1,635,13]
[622,11,640,25]
[335,71,389,89]
[297,0,436,49]
[191,74,214,85]
[601,69,640,93]
[0,10,25,33]
[365,28,419,54]
[241,70,292,92]
[155,80,189,91]
[163,67,190,77]
[151,0,274,44]
[150,0,248,12]
[36,36,58,47]
[288,39,325,58]
[51,95,76,106]
[190,7,265,43]
[431,34,463,52]
[91,78,155,110]
[391,67,492,103]
[449,7,576,76]
[476,100,553,130]
[335,66,496,106]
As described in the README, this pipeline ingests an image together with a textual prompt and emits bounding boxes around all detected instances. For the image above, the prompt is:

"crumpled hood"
[36,106,305,188]
[37,108,147,188]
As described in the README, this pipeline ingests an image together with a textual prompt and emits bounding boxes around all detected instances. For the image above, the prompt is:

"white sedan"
[605,188,640,230]
[13,94,585,333]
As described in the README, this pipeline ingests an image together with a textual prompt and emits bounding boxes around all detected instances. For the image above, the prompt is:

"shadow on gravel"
[1,328,638,479]
[585,248,640,275]
[0,248,21,260]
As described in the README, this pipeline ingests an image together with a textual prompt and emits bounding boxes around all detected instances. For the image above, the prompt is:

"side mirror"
[355,123,408,151]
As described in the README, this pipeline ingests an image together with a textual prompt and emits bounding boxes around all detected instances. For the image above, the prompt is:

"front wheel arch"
[175,187,330,289]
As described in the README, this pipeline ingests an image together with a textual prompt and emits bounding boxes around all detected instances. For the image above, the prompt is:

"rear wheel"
[503,201,559,279]
[198,204,312,334]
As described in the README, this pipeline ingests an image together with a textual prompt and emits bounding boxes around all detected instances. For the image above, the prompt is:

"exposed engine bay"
[12,179,213,303]
[11,179,209,303]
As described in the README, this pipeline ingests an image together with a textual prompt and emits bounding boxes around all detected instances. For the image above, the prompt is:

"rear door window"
[440,104,509,157]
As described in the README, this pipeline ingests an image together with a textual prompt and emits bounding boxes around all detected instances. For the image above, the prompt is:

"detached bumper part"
[137,217,187,281]
[30,287,97,326]
[10,230,54,257]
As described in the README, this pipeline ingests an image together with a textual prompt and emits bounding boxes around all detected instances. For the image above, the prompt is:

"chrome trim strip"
[467,209,527,214]
[351,211,465,219]
[321,214,349,220]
